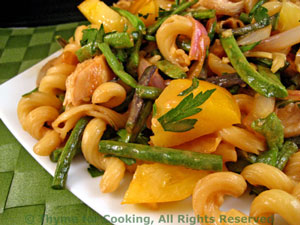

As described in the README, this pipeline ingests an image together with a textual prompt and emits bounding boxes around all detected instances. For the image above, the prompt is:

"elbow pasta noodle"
[241,163,295,193]
[192,172,247,225]
[92,82,127,108]
[81,118,126,193]
[284,151,300,182]
[52,104,127,139]
[156,15,192,71]
[250,189,300,225]
[218,126,266,154]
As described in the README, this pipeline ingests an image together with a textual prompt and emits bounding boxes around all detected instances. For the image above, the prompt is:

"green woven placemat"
[0,22,112,225]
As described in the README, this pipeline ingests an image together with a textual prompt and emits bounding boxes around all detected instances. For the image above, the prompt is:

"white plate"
[0,51,286,225]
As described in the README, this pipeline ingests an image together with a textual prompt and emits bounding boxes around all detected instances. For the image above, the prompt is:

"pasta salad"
[17,0,300,224]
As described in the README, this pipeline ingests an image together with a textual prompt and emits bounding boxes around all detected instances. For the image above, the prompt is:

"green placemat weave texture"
[0,22,112,225]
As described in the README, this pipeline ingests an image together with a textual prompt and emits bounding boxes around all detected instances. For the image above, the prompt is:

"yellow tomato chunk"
[131,0,158,27]
[78,0,128,32]
[150,79,241,147]
[278,1,300,32]
[122,163,209,204]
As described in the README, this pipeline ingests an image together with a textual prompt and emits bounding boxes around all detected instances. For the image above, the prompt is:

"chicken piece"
[64,55,114,106]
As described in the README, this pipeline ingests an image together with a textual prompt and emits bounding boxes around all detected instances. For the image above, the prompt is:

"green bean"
[136,86,162,100]
[126,31,142,77]
[239,41,261,52]
[249,0,267,16]
[276,141,298,170]
[76,43,95,62]
[98,42,138,88]
[52,117,91,189]
[104,32,134,48]
[127,101,153,143]
[50,148,63,163]
[145,35,156,41]
[176,37,191,52]
[231,15,277,36]
[220,29,288,98]
[156,60,187,79]
[126,66,157,133]
[99,140,223,171]
[191,9,216,20]
[112,7,146,33]
[147,0,198,35]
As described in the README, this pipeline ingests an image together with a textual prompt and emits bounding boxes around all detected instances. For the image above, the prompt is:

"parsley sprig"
[158,86,216,132]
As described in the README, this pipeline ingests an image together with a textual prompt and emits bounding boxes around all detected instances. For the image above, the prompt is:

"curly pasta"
[292,182,300,201]
[52,104,127,139]
[284,151,300,182]
[17,92,62,155]
[241,163,295,193]
[39,63,76,95]
[92,82,126,108]
[81,118,126,193]
[250,189,300,225]
[156,15,192,71]
[192,172,247,225]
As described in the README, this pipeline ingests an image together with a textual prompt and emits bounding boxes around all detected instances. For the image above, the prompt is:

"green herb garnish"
[178,78,199,96]
[87,164,104,178]
[22,87,38,97]
[158,88,216,132]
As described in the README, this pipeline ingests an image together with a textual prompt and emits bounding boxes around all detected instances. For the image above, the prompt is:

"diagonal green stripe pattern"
[0,22,112,225]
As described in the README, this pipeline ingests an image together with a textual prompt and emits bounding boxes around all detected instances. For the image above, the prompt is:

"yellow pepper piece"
[278,1,300,32]
[130,0,158,27]
[78,0,129,32]
[122,163,209,204]
[151,79,241,147]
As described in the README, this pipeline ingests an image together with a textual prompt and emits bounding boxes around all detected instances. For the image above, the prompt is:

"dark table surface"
[1,0,117,28]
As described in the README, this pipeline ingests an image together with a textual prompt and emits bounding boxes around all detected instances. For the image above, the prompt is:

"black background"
[0,0,117,28]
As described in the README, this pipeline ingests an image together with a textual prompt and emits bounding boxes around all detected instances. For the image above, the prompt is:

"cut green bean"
[156,60,187,79]
[112,7,146,33]
[136,85,162,100]
[231,15,277,36]
[126,65,157,133]
[128,101,153,143]
[126,31,142,77]
[50,148,63,163]
[76,43,96,62]
[98,42,138,88]
[249,0,267,16]
[104,32,134,48]
[276,141,298,170]
[191,9,216,20]
[99,140,223,171]
[145,35,156,41]
[147,0,198,35]
[176,37,191,52]
[240,41,261,52]
[52,117,91,189]
[220,30,288,98]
